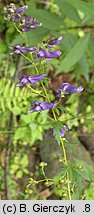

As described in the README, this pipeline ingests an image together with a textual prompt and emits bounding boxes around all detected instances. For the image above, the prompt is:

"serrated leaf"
[21,114,32,124]
[74,160,93,181]
[14,127,31,141]
[59,105,76,118]
[56,34,90,74]
[52,120,63,145]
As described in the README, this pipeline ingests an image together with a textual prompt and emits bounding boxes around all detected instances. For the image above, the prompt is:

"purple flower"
[10,45,37,54]
[60,125,68,137]
[53,124,68,139]
[4,4,28,22]
[20,16,42,32]
[43,36,63,48]
[14,5,28,14]
[16,74,46,87]
[16,75,28,87]
[11,14,22,22]
[55,82,84,94]
[22,16,36,24]
[28,74,46,83]
[28,101,56,113]
[36,48,61,59]
[4,3,16,14]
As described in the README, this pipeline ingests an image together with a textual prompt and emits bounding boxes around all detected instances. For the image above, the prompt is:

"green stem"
[37,178,53,184]
[20,52,33,64]
[67,172,71,200]
[60,138,71,200]
[14,23,23,38]
[42,167,47,179]
[17,30,71,200]
[60,138,67,165]
[26,84,46,99]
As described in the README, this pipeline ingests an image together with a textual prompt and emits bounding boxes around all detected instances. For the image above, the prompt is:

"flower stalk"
[4,3,84,200]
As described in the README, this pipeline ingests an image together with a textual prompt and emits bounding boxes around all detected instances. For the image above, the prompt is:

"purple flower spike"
[16,74,46,87]
[36,48,61,59]
[60,125,68,137]
[20,16,42,32]
[56,82,84,94]
[10,45,37,54]
[44,36,63,48]
[28,101,56,113]
[14,5,28,14]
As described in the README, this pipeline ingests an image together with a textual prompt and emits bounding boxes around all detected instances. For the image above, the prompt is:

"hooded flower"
[20,16,42,32]
[55,82,84,94]
[53,125,68,138]
[28,101,56,113]
[4,3,28,22]
[10,45,37,54]
[16,74,46,87]
[60,125,68,137]
[14,5,28,14]
[36,48,61,59]
[43,36,63,48]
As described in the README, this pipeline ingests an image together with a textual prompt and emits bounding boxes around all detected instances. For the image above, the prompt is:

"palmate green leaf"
[55,0,81,23]
[69,160,93,199]
[30,123,43,144]
[52,120,63,145]
[58,105,76,118]
[70,167,84,199]
[67,0,94,18]
[13,127,31,141]
[54,167,68,183]
[56,34,90,74]
[74,160,93,182]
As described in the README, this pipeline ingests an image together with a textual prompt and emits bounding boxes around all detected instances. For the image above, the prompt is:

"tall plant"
[4,2,93,200]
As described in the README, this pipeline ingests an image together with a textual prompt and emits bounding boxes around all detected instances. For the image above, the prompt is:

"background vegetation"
[0,0,94,200]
